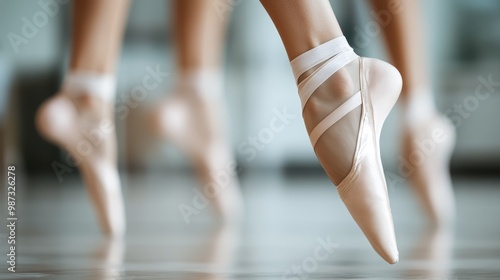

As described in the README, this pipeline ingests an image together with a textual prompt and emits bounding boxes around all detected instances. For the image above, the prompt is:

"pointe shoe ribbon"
[290,36,399,264]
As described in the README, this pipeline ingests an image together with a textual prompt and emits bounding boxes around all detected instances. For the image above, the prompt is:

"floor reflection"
[406,226,454,279]
[91,238,125,280]
[1,174,499,279]
[180,224,238,280]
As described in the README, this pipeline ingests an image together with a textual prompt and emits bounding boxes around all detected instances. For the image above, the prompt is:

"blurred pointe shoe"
[36,72,125,237]
[290,36,401,263]
[150,71,243,223]
[402,113,456,226]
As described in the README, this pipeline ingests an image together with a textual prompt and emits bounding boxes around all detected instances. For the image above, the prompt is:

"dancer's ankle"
[60,70,116,119]
[176,69,223,100]
[302,61,359,126]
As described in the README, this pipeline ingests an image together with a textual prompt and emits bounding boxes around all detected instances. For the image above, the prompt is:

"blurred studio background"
[1,0,499,182]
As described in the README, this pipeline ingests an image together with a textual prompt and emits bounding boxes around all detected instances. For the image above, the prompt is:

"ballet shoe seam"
[360,58,392,210]
[339,58,395,223]
[364,58,396,232]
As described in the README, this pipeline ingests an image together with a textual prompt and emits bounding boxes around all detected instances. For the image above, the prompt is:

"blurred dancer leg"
[260,0,402,264]
[151,0,243,222]
[36,0,130,236]
[370,0,456,227]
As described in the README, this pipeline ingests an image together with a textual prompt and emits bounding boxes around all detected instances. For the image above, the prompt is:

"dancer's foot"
[401,111,456,227]
[291,36,401,263]
[35,72,125,236]
[151,72,243,223]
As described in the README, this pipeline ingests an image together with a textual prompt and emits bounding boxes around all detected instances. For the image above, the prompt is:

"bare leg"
[70,0,127,74]
[151,0,242,222]
[370,0,455,227]
[260,0,402,263]
[36,0,130,236]
[172,0,228,73]
[261,0,343,61]
[369,0,429,102]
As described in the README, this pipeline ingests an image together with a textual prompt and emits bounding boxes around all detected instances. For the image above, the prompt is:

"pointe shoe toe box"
[337,153,399,264]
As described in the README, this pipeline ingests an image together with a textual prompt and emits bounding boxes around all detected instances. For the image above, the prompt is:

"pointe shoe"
[402,114,456,227]
[290,36,401,263]
[150,77,243,223]
[36,92,125,236]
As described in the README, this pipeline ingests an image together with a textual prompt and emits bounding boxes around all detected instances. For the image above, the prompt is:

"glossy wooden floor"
[1,173,499,279]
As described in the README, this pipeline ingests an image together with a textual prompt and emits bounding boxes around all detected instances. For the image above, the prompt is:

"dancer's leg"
[70,0,127,73]
[260,0,402,263]
[172,0,228,73]
[36,0,130,236]
[151,0,242,222]
[370,0,455,226]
